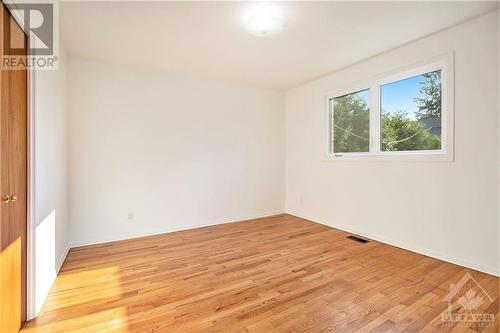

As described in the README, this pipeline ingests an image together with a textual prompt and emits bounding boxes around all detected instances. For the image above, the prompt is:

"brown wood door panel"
[0,4,28,333]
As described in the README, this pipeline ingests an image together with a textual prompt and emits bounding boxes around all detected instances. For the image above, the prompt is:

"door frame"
[26,43,36,321]
[3,1,36,321]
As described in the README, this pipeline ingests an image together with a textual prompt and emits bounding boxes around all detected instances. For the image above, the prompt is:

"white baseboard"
[56,243,71,273]
[56,211,500,277]
[287,212,500,277]
[30,242,72,319]
[69,211,286,249]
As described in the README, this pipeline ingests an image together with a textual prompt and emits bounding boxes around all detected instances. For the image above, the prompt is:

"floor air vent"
[347,235,369,243]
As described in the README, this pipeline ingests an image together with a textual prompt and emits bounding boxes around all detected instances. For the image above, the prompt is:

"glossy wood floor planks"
[21,214,499,332]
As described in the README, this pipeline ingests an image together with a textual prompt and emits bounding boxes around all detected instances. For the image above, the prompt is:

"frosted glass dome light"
[242,2,285,37]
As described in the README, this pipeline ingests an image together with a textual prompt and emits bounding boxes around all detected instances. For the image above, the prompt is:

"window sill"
[322,151,454,162]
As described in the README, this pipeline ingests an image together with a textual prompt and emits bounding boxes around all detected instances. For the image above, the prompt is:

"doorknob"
[1,195,17,203]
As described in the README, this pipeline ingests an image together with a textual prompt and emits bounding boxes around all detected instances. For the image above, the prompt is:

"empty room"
[0,0,499,332]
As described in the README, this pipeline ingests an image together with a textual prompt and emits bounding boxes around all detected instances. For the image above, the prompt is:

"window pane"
[380,70,442,152]
[330,89,370,153]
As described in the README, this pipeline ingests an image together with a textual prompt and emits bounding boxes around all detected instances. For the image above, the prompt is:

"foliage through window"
[380,70,441,151]
[328,65,445,156]
[330,90,370,153]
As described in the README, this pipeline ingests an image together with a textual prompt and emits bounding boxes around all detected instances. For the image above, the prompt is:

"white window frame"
[324,53,454,162]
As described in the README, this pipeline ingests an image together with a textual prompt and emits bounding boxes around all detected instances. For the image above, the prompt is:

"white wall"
[33,46,70,316]
[285,11,499,275]
[68,58,285,246]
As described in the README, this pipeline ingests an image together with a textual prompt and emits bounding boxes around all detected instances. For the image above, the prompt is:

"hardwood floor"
[22,214,498,333]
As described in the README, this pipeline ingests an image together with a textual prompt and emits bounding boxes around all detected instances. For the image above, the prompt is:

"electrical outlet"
[128,212,134,221]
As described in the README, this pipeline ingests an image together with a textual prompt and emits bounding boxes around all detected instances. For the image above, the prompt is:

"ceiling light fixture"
[242,2,285,37]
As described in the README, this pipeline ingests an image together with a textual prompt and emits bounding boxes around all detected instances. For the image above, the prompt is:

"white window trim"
[324,52,454,162]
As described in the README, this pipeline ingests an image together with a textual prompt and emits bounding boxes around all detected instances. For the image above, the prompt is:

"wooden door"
[0,4,28,333]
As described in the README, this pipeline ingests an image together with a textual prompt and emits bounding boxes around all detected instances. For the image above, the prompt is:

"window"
[380,70,441,152]
[330,89,370,153]
[327,56,452,160]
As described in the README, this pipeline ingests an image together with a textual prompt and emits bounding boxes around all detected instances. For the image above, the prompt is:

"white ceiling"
[60,1,498,91]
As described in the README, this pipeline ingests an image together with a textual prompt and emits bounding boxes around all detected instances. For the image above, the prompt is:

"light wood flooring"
[21,214,499,332]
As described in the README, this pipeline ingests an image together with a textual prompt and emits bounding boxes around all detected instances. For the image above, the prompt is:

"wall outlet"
[128,212,134,221]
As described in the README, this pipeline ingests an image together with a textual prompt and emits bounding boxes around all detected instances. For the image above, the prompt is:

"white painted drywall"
[33,46,70,315]
[285,11,499,275]
[67,58,285,246]
[59,1,498,90]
